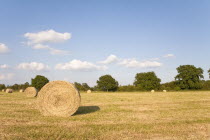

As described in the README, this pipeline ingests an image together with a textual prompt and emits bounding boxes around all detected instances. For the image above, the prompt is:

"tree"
[118,85,137,92]
[97,75,119,92]
[74,82,83,91]
[0,84,6,90]
[175,65,204,89]
[74,82,90,91]
[4,82,30,91]
[82,83,90,91]
[160,81,180,91]
[23,82,30,89]
[134,72,161,91]
[31,75,49,91]
[12,84,19,90]
[208,69,210,79]
[93,85,100,91]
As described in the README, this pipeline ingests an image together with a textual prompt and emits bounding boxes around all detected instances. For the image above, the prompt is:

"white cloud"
[32,44,50,50]
[17,62,50,71]
[98,54,119,64]
[0,64,10,69]
[49,48,69,55]
[55,59,107,71]
[149,57,160,61]
[24,29,71,44]
[163,54,175,58]
[0,73,14,80]
[97,54,163,68]
[32,44,69,55]
[0,43,9,54]
[24,30,71,55]
[119,58,162,68]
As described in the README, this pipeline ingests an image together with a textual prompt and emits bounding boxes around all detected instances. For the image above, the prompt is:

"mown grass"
[0,91,209,140]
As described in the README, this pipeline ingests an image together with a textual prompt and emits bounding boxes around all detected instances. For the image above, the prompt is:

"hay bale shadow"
[74,106,100,116]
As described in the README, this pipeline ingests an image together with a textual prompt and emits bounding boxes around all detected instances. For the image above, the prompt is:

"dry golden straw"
[37,81,81,117]
[151,90,155,93]
[2,89,5,92]
[6,89,13,93]
[19,89,24,93]
[87,90,91,93]
[24,87,37,97]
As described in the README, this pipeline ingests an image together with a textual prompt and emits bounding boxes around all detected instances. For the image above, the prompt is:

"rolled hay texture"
[163,90,167,93]
[87,90,91,93]
[19,89,24,93]
[6,89,13,93]
[151,90,155,93]
[37,81,81,117]
[24,87,37,97]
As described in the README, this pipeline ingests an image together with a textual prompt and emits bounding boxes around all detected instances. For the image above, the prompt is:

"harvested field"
[0,91,209,140]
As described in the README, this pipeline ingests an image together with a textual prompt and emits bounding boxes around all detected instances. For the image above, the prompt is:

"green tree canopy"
[74,82,90,91]
[160,81,180,91]
[208,69,210,79]
[23,82,30,89]
[97,75,119,92]
[0,84,6,90]
[134,72,161,91]
[31,75,49,91]
[175,65,204,89]
[74,82,83,91]
[6,82,30,91]
[82,83,90,91]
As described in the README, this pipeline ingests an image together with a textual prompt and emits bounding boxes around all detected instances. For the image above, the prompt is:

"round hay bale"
[87,90,91,93]
[163,90,167,93]
[151,90,155,93]
[2,89,5,92]
[24,87,37,97]
[19,89,24,93]
[37,81,81,117]
[6,89,13,93]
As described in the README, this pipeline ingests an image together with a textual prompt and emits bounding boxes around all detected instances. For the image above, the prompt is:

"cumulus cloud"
[0,43,9,54]
[17,62,50,71]
[0,73,14,80]
[0,64,10,69]
[32,44,50,50]
[99,54,163,68]
[32,44,69,55]
[149,58,160,61]
[49,48,69,55]
[24,30,71,55]
[98,54,119,64]
[24,29,71,44]
[119,59,162,68]
[55,59,107,71]
[163,54,175,58]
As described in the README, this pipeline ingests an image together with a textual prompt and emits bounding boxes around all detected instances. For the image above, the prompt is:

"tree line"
[1,65,210,92]
[0,75,49,91]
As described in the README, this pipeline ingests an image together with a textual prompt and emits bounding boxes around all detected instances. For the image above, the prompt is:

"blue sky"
[0,0,209,86]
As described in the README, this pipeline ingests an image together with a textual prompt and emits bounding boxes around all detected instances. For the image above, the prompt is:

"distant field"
[0,91,209,140]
